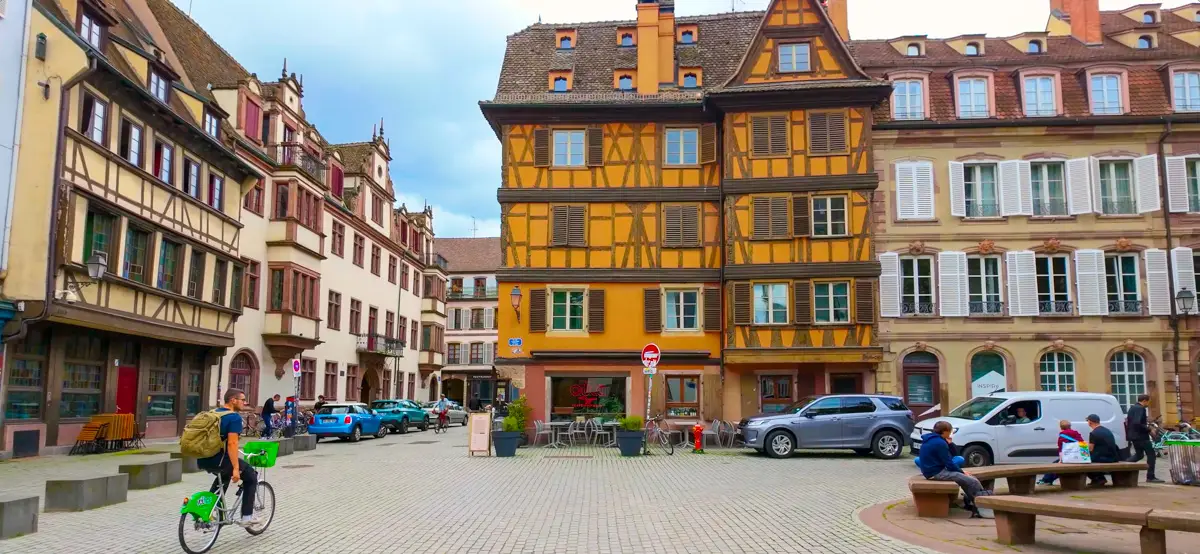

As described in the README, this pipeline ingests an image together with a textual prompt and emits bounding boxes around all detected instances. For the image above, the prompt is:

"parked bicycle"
[1150,416,1200,457]
[178,443,277,554]
[643,414,675,456]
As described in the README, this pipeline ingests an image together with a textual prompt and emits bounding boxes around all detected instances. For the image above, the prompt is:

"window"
[81,93,107,144]
[664,128,698,165]
[681,30,695,44]
[149,72,169,102]
[187,251,205,299]
[299,359,315,400]
[967,256,1002,315]
[1023,76,1056,117]
[411,325,418,351]
[4,329,49,420]
[212,259,228,306]
[330,165,344,198]
[118,119,143,167]
[154,142,174,184]
[388,256,397,284]
[371,194,384,224]
[1090,74,1123,115]
[682,73,698,88]
[447,343,461,365]
[1109,351,1146,412]
[121,227,150,283]
[295,187,321,230]
[272,182,290,218]
[813,282,850,324]
[60,334,105,419]
[80,10,103,48]
[208,174,224,211]
[227,352,254,407]
[469,343,484,365]
[1028,40,1043,54]
[665,375,699,418]
[353,234,365,266]
[368,307,378,336]
[811,196,847,237]
[550,289,585,331]
[620,33,634,47]
[807,111,847,155]
[147,346,180,417]
[965,43,979,56]
[750,115,789,157]
[1105,254,1141,313]
[1137,35,1153,49]
[1143,11,1156,23]
[553,77,568,93]
[471,308,485,330]
[777,43,810,73]
[327,291,341,330]
[244,179,263,214]
[157,239,182,292]
[245,261,259,309]
[900,256,934,316]
[1039,352,1076,391]
[350,299,362,335]
[970,352,1007,397]
[1098,160,1135,214]
[664,289,699,330]
[906,44,921,56]
[331,221,345,257]
[183,158,200,199]
[1036,255,1071,314]
[385,311,395,338]
[82,209,116,268]
[230,265,243,311]
[1031,162,1067,216]
[342,364,358,401]
[1173,71,1200,112]
[1189,159,1200,213]
[324,363,338,399]
[550,205,586,247]
[553,130,585,167]
[371,245,381,276]
[662,204,700,248]
[892,80,924,120]
[203,111,218,138]
[618,75,633,91]
[559,36,572,49]
[269,269,284,310]
[963,163,999,217]
[752,283,788,324]
[957,78,990,118]
[751,195,789,239]
[273,269,320,319]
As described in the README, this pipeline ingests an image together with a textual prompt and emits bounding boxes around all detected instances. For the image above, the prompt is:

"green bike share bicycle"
[178,441,277,554]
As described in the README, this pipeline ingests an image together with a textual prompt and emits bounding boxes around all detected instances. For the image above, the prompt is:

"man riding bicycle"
[197,388,260,526]
[434,394,452,428]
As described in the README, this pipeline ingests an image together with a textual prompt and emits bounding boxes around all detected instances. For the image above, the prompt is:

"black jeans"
[1127,439,1157,479]
[262,414,273,437]
[200,453,258,517]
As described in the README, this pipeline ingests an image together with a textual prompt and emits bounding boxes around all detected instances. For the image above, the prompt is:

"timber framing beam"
[498,187,721,203]
[498,268,720,283]
[723,174,879,194]
[724,262,879,279]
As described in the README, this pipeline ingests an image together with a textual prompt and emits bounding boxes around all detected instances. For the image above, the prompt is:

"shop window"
[970,352,1006,398]
[147,346,181,417]
[548,376,627,421]
[665,375,699,418]
[60,333,106,419]
[4,328,50,420]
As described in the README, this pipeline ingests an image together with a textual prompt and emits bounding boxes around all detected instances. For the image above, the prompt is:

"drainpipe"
[1157,118,1185,423]
[3,57,98,343]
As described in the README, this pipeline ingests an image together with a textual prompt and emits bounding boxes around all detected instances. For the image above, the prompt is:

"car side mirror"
[803,412,815,419]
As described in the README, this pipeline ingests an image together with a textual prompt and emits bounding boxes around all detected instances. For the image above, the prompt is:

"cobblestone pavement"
[1,429,930,553]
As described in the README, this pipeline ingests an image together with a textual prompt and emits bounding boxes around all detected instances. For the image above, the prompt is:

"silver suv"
[739,395,915,459]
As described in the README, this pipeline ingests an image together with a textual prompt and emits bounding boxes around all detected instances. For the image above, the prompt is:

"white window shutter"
[879,253,901,318]
[1145,248,1171,316]
[914,162,935,219]
[1134,154,1161,213]
[1017,160,1033,216]
[1073,249,1108,316]
[998,160,1023,216]
[1090,156,1103,213]
[1065,157,1093,215]
[1006,250,1038,316]
[949,161,966,217]
[938,251,968,317]
[485,308,495,329]
[1005,251,1021,316]
[1166,157,1190,213]
[895,163,916,220]
[1172,247,1198,315]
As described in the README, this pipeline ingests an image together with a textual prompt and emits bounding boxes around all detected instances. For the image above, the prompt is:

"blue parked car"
[371,399,430,433]
[308,402,386,442]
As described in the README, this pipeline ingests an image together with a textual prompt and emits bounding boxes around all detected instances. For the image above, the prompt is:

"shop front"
[547,374,629,422]
[722,363,876,422]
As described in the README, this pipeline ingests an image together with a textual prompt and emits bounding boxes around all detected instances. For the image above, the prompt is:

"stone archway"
[359,368,382,404]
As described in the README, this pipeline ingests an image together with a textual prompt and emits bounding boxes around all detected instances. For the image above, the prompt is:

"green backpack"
[180,409,237,458]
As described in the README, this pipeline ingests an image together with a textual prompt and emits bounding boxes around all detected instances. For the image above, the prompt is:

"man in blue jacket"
[918,420,991,517]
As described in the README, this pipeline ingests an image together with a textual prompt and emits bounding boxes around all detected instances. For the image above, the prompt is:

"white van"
[908,391,1127,467]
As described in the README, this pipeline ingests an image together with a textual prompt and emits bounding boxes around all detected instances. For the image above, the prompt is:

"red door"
[115,366,138,415]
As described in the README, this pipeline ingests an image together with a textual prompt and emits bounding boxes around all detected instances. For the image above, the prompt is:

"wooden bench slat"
[1148,509,1200,533]
[976,496,1152,526]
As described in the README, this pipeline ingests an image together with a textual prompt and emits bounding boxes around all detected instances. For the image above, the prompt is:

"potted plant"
[507,396,532,446]
[493,416,522,457]
[615,416,645,457]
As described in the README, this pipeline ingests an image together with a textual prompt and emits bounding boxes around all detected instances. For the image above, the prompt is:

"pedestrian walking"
[261,394,280,438]
[1124,394,1162,483]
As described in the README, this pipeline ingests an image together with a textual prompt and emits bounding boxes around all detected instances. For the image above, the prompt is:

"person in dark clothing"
[1038,419,1085,485]
[1087,413,1120,486]
[197,388,260,526]
[261,394,280,438]
[314,395,327,412]
[918,421,991,517]
[1124,394,1161,483]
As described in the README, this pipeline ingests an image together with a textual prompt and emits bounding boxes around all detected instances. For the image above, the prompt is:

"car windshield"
[317,406,351,414]
[780,396,820,414]
[947,397,1006,420]
[421,401,437,408]
[372,401,397,409]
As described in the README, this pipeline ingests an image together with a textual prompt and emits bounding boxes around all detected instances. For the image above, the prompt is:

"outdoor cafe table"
[547,421,572,448]
[668,420,699,448]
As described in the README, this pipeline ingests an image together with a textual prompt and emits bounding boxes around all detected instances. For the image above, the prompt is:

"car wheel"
[961,444,992,467]
[462,416,468,427]
[764,430,794,459]
[871,431,903,460]
[420,417,429,431]
[350,426,362,443]
[399,418,409,434]
[375,424,388,439]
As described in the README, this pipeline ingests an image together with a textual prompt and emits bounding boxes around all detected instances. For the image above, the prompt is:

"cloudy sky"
[175,0,1190,238]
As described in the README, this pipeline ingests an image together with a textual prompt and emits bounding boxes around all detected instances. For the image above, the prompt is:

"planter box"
[615,431,644,457]
[493,431,521,457]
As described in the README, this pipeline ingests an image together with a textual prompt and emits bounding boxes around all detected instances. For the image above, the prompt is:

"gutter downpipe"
[3,56,98,343]
[1157,118,1185,423]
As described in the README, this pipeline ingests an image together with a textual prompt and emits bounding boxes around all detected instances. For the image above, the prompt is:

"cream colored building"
[436,237,502,408]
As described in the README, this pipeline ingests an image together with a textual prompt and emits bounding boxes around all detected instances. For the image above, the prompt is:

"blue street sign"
[508,338,523,347]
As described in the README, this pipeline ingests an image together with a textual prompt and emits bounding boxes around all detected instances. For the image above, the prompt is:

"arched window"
[618,75,633,90]
[1137,35,1153,49]
[559,36,573,49]
[682,73,698,88]
[1109,351,1146,412]
[1028,40,1043,54]
[229,352,257,404]
[553,77,568,92]
[1143,11,1156,23]
[1039,352,1076,391]
[621,33,634,47]
[970,352,1006,397]
[906,43,921,56]
[681,30,695,44]
[965,43,979,56]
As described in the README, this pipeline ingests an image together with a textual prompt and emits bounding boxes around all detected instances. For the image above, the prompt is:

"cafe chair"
[531,420,555,447]
[591,419,613,445]
[567,420,589,446]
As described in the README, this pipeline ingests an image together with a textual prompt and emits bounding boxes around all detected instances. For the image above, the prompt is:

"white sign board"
[971,370,1005,398]
[642,367,657,376]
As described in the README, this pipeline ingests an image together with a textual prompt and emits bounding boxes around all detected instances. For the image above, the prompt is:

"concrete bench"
[118,459,182,490]
[907,476,962,517]
[294,434,317,451]
[0,495,38,539]
[977,495,1199,553]
[44,474,127,512]
[170,452,200,474]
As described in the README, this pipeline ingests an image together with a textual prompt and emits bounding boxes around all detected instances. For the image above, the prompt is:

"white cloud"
[395,193,501,239]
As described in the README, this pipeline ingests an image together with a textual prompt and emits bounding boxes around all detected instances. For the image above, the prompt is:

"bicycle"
[178,443,278,554]
[643,414,675,456]
[433,412,449,434]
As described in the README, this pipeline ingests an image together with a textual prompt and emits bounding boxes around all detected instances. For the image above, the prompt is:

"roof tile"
[433,238,501,274]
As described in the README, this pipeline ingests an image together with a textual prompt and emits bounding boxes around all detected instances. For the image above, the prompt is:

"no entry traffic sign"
[641,343,661,369]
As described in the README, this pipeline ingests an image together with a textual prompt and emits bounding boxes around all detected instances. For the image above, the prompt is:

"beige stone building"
[436,237,502,408]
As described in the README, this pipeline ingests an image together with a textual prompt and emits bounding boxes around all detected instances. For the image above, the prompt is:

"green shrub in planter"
[615,416,645,456]
[494,416,522,457]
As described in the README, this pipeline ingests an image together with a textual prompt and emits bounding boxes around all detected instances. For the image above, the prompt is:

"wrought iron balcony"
[969,300,1005,315]
[1101,198,1136,215]
[355,334,405,356]
[901,301,936,316]
[1038,300,1074,315]
[1033,199,1068,216]
[275,143,327,184]
[448,287,499,300]
[1108,299,1143,314]
[965,201,1000,218]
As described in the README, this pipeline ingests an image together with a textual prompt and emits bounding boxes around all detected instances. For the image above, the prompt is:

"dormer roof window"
[553,77,568,92]
[618,75,633,91]
[1138,35,1154,49]
[149,72,169,102]
[621,33,634,47]
[681,30,695,44]
[80,9,104,48]
[203,110,219,138]
[1143,11,1157,23]
[1028,40,1043,54]
[682,73,698,88]
[559,36,573,49]
[906,43,921,56]
[965,43,980,56]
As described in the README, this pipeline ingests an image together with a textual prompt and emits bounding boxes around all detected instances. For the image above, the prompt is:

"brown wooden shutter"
[568,205,586,247]
[663,205,683,248]
[699,123,717,164]
[855,279,875,324]
[751,196,770,239]
[643,288,662,332]
[792,194,810,237]
[529,289,547,332]
[793,280,812,324]
[808,112,829,154]
[732,282,752,325]
[586,126,604,167]
[750,116,769,157]
[682,205,700,246]
[551,205,568,246]
[768,115,789,156]
[533,128,551,167]
[769,196,789,239]
[828,110,848,153]
[703,286,722,331]
[588,289,606,332]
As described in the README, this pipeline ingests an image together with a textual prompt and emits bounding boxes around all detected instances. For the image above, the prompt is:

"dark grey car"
[739,395,914,459]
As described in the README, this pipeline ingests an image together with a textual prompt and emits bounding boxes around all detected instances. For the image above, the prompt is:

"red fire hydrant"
[692,423,705,454]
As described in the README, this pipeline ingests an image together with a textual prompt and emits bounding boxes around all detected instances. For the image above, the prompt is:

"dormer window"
[618,75,633,91]
[553,77,568,92]
[559,36,573,49]
[1028,40,1043,54]
[1143,11,1156,23]
[683,73,698,88]
[1174,71,1200,112]
[621,33,634,47]
[1137,35,1153,49]
[906,43,921,56]
[149,72,169,102]
[681,30,695,44]
[965,43,980,56]
[80,10,104,48]
[778,43,811,73]
[202,110,219,138]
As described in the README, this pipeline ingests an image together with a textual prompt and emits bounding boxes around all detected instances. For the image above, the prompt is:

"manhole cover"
[409,441,437,445]
[545,456,592,459]
[281,464,314,469]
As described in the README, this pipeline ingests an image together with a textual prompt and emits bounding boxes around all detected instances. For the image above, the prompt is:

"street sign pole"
[639,343,660,454]
[291,359,301,436]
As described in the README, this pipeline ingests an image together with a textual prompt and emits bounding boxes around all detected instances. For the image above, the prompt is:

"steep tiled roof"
[328,142,376,173]
[144,0,250,100]
[434,238,502,274]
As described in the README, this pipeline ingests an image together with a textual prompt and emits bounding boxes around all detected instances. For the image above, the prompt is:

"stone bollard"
[0,496,38,539]
[119,461,166,490]
[293,434,317,451]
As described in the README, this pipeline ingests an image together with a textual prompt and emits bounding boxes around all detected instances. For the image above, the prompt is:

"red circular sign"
[641,343,661,368]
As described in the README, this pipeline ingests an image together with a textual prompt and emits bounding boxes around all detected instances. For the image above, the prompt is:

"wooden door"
[902,351,941,419]
[115,366,138,415]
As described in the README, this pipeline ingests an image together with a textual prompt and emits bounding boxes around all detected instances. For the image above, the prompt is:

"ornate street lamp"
[509,285,522,323]
[86,252,108,280]
[1176,287,1196,314]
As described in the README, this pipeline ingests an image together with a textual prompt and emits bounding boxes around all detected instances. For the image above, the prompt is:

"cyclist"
[435,394,452,429]
[197,388,260,526]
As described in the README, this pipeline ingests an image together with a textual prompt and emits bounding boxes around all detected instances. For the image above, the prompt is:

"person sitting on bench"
[1038,419,1084,485]
[918,420,992,518]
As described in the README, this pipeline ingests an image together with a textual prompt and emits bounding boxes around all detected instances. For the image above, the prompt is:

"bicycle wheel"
[178,500,223,554]
[244,481,275,536]
[656,428,674,456]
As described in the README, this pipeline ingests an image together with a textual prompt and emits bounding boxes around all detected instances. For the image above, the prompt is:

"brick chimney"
[821,0,850,42]
[1050,0,1102,45]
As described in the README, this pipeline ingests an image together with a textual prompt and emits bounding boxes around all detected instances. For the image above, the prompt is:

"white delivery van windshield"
[947,397,1006,420]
